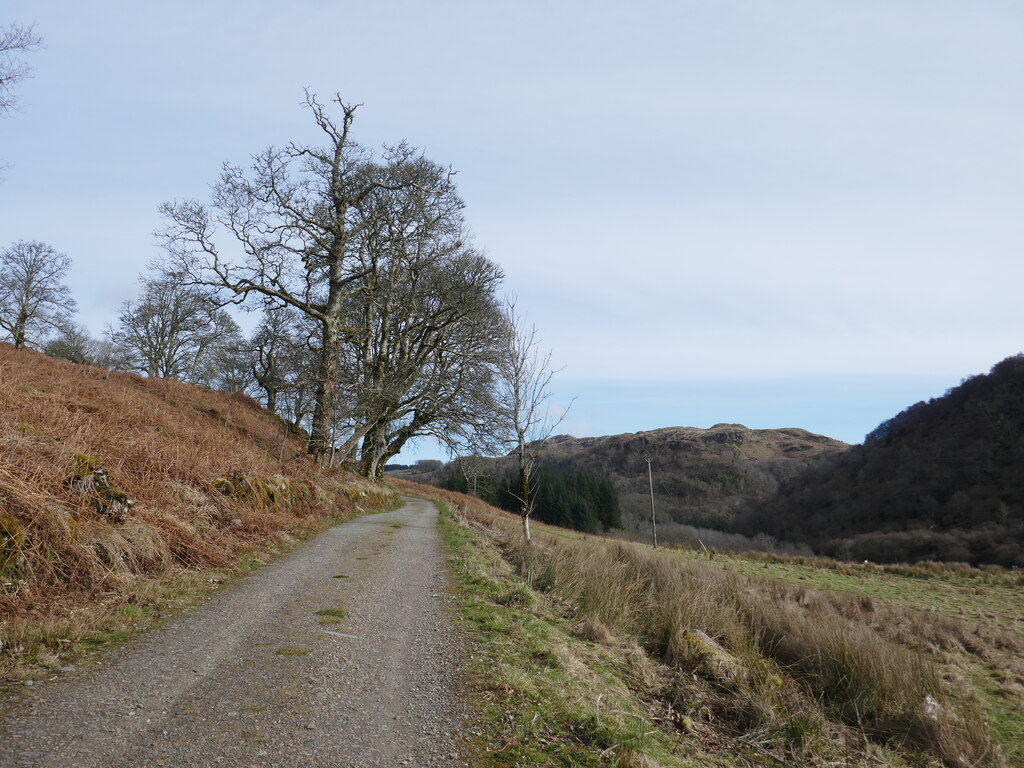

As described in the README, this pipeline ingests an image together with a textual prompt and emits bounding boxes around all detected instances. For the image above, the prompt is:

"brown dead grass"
[0,345,397,674]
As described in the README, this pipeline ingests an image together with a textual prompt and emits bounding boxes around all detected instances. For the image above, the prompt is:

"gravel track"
[1,497,470,767]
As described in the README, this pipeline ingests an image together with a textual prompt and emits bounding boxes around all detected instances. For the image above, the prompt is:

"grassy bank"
[0,346,400,687]
[0,500,398,696]
[427,484,1011,768]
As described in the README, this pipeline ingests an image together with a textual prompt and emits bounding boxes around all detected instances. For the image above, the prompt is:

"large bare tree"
[329,156,505,476]
[159,92,451,459]
[243,303,315,423]
[0,240,76,350]
[349,250,505,477]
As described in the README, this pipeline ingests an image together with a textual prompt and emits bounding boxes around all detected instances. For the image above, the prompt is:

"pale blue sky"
[2,2,1022,458]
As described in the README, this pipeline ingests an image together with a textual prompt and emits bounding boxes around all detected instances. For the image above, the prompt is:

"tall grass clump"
[447,495,1004,767]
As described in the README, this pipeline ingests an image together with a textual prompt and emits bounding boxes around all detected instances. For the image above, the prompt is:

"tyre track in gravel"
[1,497,470,768]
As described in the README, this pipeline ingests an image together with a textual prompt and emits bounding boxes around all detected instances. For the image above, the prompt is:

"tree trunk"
[374,444,405,479]
[519,459,530,542]
[308,319,340,458]
[359,420,388,478]
[12,310,28,349]
[333,421,374,469]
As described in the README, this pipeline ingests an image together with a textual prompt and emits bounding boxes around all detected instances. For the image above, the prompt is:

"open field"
[710,552,1024,766]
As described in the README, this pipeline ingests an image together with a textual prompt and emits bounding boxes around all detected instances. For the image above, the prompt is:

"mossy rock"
[343,487,370,504]
[678,628,744,685]
[213,473,305,511]
[69,454,136,524]
[281,479,310,504]
[0,513,26,579]
[71,453,104,479]
[341,483,399,509]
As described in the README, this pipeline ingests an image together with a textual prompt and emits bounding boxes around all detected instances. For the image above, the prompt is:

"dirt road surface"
[1,497,469,767]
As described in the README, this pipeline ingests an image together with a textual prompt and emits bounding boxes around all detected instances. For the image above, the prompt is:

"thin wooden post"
[647,457,658,548]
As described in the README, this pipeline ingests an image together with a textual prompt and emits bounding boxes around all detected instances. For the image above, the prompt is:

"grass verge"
[439,499,704,768]
[432,486,1009,768]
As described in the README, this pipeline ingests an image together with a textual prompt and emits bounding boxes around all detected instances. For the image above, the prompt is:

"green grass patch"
[81,629,134,648]
[274,647,309,656]
[968,663,1024,767]
[332,574,349,579]
[315,609,346,618]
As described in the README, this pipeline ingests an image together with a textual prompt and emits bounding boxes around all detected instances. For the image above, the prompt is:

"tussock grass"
[0,345,399,680]
[423,483,1007,768]
[437,499,703,768]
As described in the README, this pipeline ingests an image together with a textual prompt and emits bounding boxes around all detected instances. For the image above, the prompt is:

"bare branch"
[0,23,43,117]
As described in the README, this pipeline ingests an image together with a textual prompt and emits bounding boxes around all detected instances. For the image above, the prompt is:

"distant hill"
[414,424,847,536]
[738,355,1024,566]
[531,425,848,531]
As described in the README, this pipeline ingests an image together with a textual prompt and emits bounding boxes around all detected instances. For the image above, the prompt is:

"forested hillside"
[739,354,1024,566]
[531,426,847,532]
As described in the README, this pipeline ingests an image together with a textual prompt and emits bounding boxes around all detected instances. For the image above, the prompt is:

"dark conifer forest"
[440,467,622,534]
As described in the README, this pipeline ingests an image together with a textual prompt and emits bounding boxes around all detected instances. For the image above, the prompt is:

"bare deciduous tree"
[0,240,76,350]
[1,23,43,177]
[44,322,99,364]
[204,329,253,394]
[109,271,240,383]
[344,245,505,478]
[248,303,311,417]
[493,299,571,542]
[159,92,450,460]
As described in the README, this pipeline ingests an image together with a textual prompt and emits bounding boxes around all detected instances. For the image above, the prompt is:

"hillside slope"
[0,344,394,647]
[740,354,1024,566]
